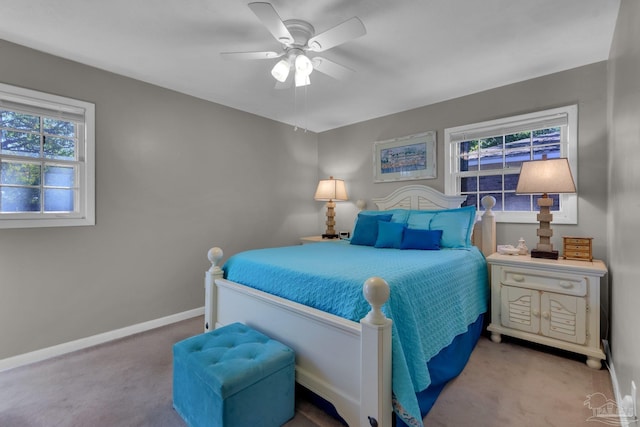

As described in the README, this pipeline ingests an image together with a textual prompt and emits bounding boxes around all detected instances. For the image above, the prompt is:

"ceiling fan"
[221,2,366,88]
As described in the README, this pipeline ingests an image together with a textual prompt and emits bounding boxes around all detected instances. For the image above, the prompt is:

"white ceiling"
[0,0,620,133]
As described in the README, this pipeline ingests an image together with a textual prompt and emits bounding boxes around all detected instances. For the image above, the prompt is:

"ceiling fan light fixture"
[295,71,310,87]
[271,59,290,82]
[295,53,313,76]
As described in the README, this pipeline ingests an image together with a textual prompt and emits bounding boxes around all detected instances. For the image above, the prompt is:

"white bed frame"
[204,185,496,427]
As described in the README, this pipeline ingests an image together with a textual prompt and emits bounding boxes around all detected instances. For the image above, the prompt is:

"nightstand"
[486,253,608,369]
[300,235,341,244]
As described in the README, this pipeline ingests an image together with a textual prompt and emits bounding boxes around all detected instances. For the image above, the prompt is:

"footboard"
[204,248,392,427]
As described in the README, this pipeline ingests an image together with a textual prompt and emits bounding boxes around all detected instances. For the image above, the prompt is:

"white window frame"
[444,105,578,224]
[0,83,95,228]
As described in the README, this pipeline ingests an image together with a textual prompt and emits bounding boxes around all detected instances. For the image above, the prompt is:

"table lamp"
[314,176,348,239]
[515,155,576,259]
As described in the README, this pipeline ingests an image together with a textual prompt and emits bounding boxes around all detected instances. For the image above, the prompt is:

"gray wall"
[607,0,640,402]
[318,62,609,262]
[0,40,319,360]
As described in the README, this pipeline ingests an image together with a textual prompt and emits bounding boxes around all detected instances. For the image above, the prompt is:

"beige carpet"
[0,316,613,426]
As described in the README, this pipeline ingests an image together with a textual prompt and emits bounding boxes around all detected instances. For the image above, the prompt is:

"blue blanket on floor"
[223,241,488,426]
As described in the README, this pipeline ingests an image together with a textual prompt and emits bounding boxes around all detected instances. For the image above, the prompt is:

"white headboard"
[370,185,496,256]
[372,184,466,210]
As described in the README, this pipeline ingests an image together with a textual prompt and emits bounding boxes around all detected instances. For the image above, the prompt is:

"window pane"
[43,118,75,138]
[479,137,503,170]
[505,193,531,211]
[462,193,477,209]
[459,140,478,172]
[44,165,75,187]
[0,187,40,212]
[532,128,560,145]
[461,176,477,192]
[505,147,531,168]
[44,137,76,160]
[1,110,40,132]
[479,174,502,192]
[44,188,74,212]
[505,131,531,147]
[504,173,520,191]
[533,144,560,160]
[1,130,40,157]
[1,161,41,185]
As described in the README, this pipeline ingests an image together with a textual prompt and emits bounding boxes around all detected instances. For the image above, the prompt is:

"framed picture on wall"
[373,131,436,182]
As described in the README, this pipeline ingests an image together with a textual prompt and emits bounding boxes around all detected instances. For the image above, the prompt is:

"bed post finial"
[207,247,224,274]
[481,195,496,213]
[362,277,390,325]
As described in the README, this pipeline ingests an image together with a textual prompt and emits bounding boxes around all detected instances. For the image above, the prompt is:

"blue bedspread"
[223,241,488,426]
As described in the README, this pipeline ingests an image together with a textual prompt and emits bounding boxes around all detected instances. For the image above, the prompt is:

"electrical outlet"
[621,381,638,421]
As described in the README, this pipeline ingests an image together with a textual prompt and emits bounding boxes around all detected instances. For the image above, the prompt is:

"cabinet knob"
[533,310,540,317]
[512,274,525,282]
[559,281,573,289]
[542,311,550,319]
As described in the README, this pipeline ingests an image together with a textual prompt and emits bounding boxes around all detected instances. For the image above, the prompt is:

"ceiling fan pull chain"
[293,84,298,131]
[303,85,308,133]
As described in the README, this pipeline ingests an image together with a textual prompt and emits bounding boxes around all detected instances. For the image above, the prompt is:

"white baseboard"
[0,307,204,373]
[603,339,636,427]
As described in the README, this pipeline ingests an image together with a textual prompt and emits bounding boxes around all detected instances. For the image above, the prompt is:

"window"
[444,105,577,224]
[0,83,95,228]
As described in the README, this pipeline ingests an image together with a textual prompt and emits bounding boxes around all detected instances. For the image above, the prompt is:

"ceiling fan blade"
[311,57,355,80]
[248,2,294,45]
[220,51,283,60]
[307,17,366,52]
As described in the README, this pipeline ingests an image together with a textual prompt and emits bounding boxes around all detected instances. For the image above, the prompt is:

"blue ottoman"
[173,322,295,427]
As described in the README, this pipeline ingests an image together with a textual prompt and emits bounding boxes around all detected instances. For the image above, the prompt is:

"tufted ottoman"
[173,322,295,427]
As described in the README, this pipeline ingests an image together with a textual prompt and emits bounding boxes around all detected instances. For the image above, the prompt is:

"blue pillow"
[352,210,405,237]
[351,213,392,246]
[429,206,476,248]
[374,221,405,248]
[358,209,409,224]
[406,211,436,230]
[400,228,443,250]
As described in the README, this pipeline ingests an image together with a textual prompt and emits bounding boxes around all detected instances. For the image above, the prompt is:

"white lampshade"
[295,72,310,87]
[271,59,290,83]
[516,157,576,195]
[314,176,348,201]
[295,54,313,76]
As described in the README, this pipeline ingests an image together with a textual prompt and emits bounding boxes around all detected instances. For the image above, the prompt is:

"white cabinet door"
[500,286,540,334]
[540,292,587,344]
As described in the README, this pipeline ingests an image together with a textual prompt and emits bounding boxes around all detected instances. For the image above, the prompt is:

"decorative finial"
[207,247,223,273]
[481,195,496,214]
[362,277,390,325]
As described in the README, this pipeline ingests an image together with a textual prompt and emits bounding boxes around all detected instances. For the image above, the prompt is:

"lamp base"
[321,233,339,239]
[530,249,559,260]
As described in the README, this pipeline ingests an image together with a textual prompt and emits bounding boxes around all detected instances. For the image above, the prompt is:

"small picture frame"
[373,131,436,183]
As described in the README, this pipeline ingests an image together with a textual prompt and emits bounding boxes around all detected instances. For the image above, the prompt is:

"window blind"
[448,112,568,143]
[0,90,86,123]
